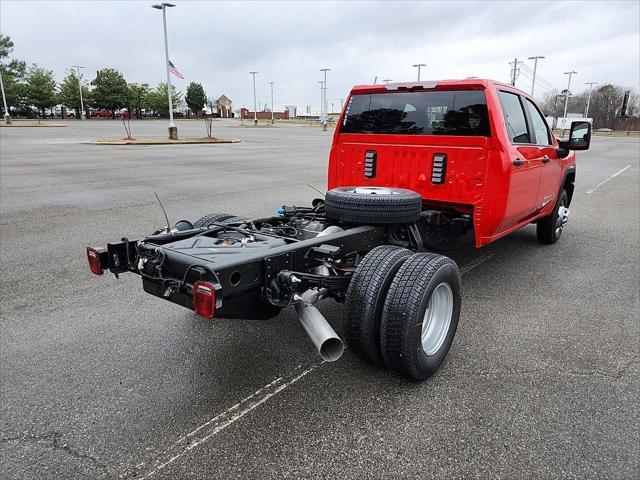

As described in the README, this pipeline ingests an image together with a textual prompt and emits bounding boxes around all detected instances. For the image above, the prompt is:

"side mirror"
[568,121,591,150]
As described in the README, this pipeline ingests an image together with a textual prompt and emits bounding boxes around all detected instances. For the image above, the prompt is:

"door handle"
[512,158,524,166]
[541,156,551,163]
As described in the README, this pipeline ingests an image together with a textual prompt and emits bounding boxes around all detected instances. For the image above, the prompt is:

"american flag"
[168,60,185,79]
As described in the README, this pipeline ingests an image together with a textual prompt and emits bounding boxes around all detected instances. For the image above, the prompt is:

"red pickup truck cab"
[328,79,590,247]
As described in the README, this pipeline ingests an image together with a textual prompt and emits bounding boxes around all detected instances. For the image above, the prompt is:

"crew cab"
[87,79,591,380]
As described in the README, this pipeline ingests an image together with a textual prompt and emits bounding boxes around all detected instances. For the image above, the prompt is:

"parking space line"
[460,254,494,275]
[128,253,496,478]
[586,165,631,194]
[132,363,323,479]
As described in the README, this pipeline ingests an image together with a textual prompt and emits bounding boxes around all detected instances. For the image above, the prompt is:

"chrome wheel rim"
[421,282,454,356]
[352,187,398,195]
[555,201,570,237]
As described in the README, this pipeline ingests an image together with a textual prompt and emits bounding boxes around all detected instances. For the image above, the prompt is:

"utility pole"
[584,82,598,118]
[412,63,426,81]
[563,70,577,119]
[269,81,275,124]
[0,70,11,124]
[151,3,177,139]
[510,58,520,86]
[527,56,545,97]
[71,65,86,119]
[250,71,258,125]
[383,79,392,84]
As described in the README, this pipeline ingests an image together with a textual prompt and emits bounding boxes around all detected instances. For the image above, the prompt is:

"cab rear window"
[341,90,490,136]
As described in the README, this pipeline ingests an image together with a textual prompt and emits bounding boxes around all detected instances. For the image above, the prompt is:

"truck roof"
[349,79,522,95]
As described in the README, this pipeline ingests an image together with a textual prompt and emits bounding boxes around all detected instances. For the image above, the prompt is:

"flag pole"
[153,3,177,140]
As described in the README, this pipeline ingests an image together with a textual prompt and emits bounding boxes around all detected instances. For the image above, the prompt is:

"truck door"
[497,90,542,229]
[522,97,562,211]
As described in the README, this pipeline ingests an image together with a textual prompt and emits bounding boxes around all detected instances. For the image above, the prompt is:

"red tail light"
[193,281,216,319]
[86,247,103,275]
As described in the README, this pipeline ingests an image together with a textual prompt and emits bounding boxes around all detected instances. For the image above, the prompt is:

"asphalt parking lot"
[1,119,638,479]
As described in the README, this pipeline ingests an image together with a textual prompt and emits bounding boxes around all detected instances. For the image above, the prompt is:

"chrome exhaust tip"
[295,290,344,362]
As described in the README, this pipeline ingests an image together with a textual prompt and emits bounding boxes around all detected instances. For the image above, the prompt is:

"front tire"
[380,253,462,381]
[537,189,569,244]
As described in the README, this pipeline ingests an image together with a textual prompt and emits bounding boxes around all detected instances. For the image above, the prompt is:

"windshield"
[341,90,490,136]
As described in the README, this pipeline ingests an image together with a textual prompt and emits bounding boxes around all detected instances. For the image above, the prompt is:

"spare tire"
[193,212,235,228]
[325,186,422,225]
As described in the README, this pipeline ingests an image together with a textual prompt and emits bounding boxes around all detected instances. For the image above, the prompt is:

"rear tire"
[344,246,413,365]
[325,186,422,225]
[380,253,462,381]
[536,189,569,244]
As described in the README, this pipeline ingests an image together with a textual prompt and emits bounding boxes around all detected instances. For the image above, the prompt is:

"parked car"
[87,79,590,380]
[89,108,112,118]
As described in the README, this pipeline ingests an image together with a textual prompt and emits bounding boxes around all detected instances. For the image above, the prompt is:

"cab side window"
[524,98,552,146]
[498,91,530,144]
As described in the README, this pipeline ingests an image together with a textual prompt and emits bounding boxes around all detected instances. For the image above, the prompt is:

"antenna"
[153,192,171,230]
[306,183,326,197]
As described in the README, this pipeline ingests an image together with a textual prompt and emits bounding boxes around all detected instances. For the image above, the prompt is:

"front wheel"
[380,253,462,381]
[537,189,569,244]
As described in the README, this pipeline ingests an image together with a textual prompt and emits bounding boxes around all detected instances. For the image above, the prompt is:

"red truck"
[87,79,591,380]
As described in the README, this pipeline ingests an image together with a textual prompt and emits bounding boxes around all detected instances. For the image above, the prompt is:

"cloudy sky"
[1,0,638,112]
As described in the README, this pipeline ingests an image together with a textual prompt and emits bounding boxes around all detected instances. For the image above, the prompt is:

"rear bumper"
[141,277,281,320]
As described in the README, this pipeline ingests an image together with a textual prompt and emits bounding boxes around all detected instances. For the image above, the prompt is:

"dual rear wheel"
[344,245,462,381]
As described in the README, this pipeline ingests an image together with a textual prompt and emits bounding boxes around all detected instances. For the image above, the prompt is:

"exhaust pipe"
[295,289,344,362]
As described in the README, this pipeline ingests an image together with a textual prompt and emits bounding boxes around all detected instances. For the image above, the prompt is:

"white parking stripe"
[129,253,495,478]
[132,363,323,479]
[586,165,631,194]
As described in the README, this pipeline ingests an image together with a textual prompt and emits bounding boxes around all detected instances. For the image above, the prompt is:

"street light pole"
[269,81,275,124]
[152,3,177,139]
[0,70,11,124]
[318,80,324,116]
[249,71,258,125]
[563,70,577,119]
[71,65,86,119]
[527,56,545,97]
[412,63,426,81]
[584,82,598,118]
[320,68,330,118]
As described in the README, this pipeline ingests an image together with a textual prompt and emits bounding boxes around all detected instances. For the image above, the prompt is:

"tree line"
[0,35,208,119]
[539,84,638,130]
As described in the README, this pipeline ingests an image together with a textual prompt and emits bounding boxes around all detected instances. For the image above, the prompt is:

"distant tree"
[0,34,27,113]
[127,82,151,119]
[624,91,639,118]
[91,68,129,117]
[57,69,91,118]
[0,34,14,59]
[589,84,624,128]
[24,64,57,117]
[148,82,182,116]
[185,82,206,117]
